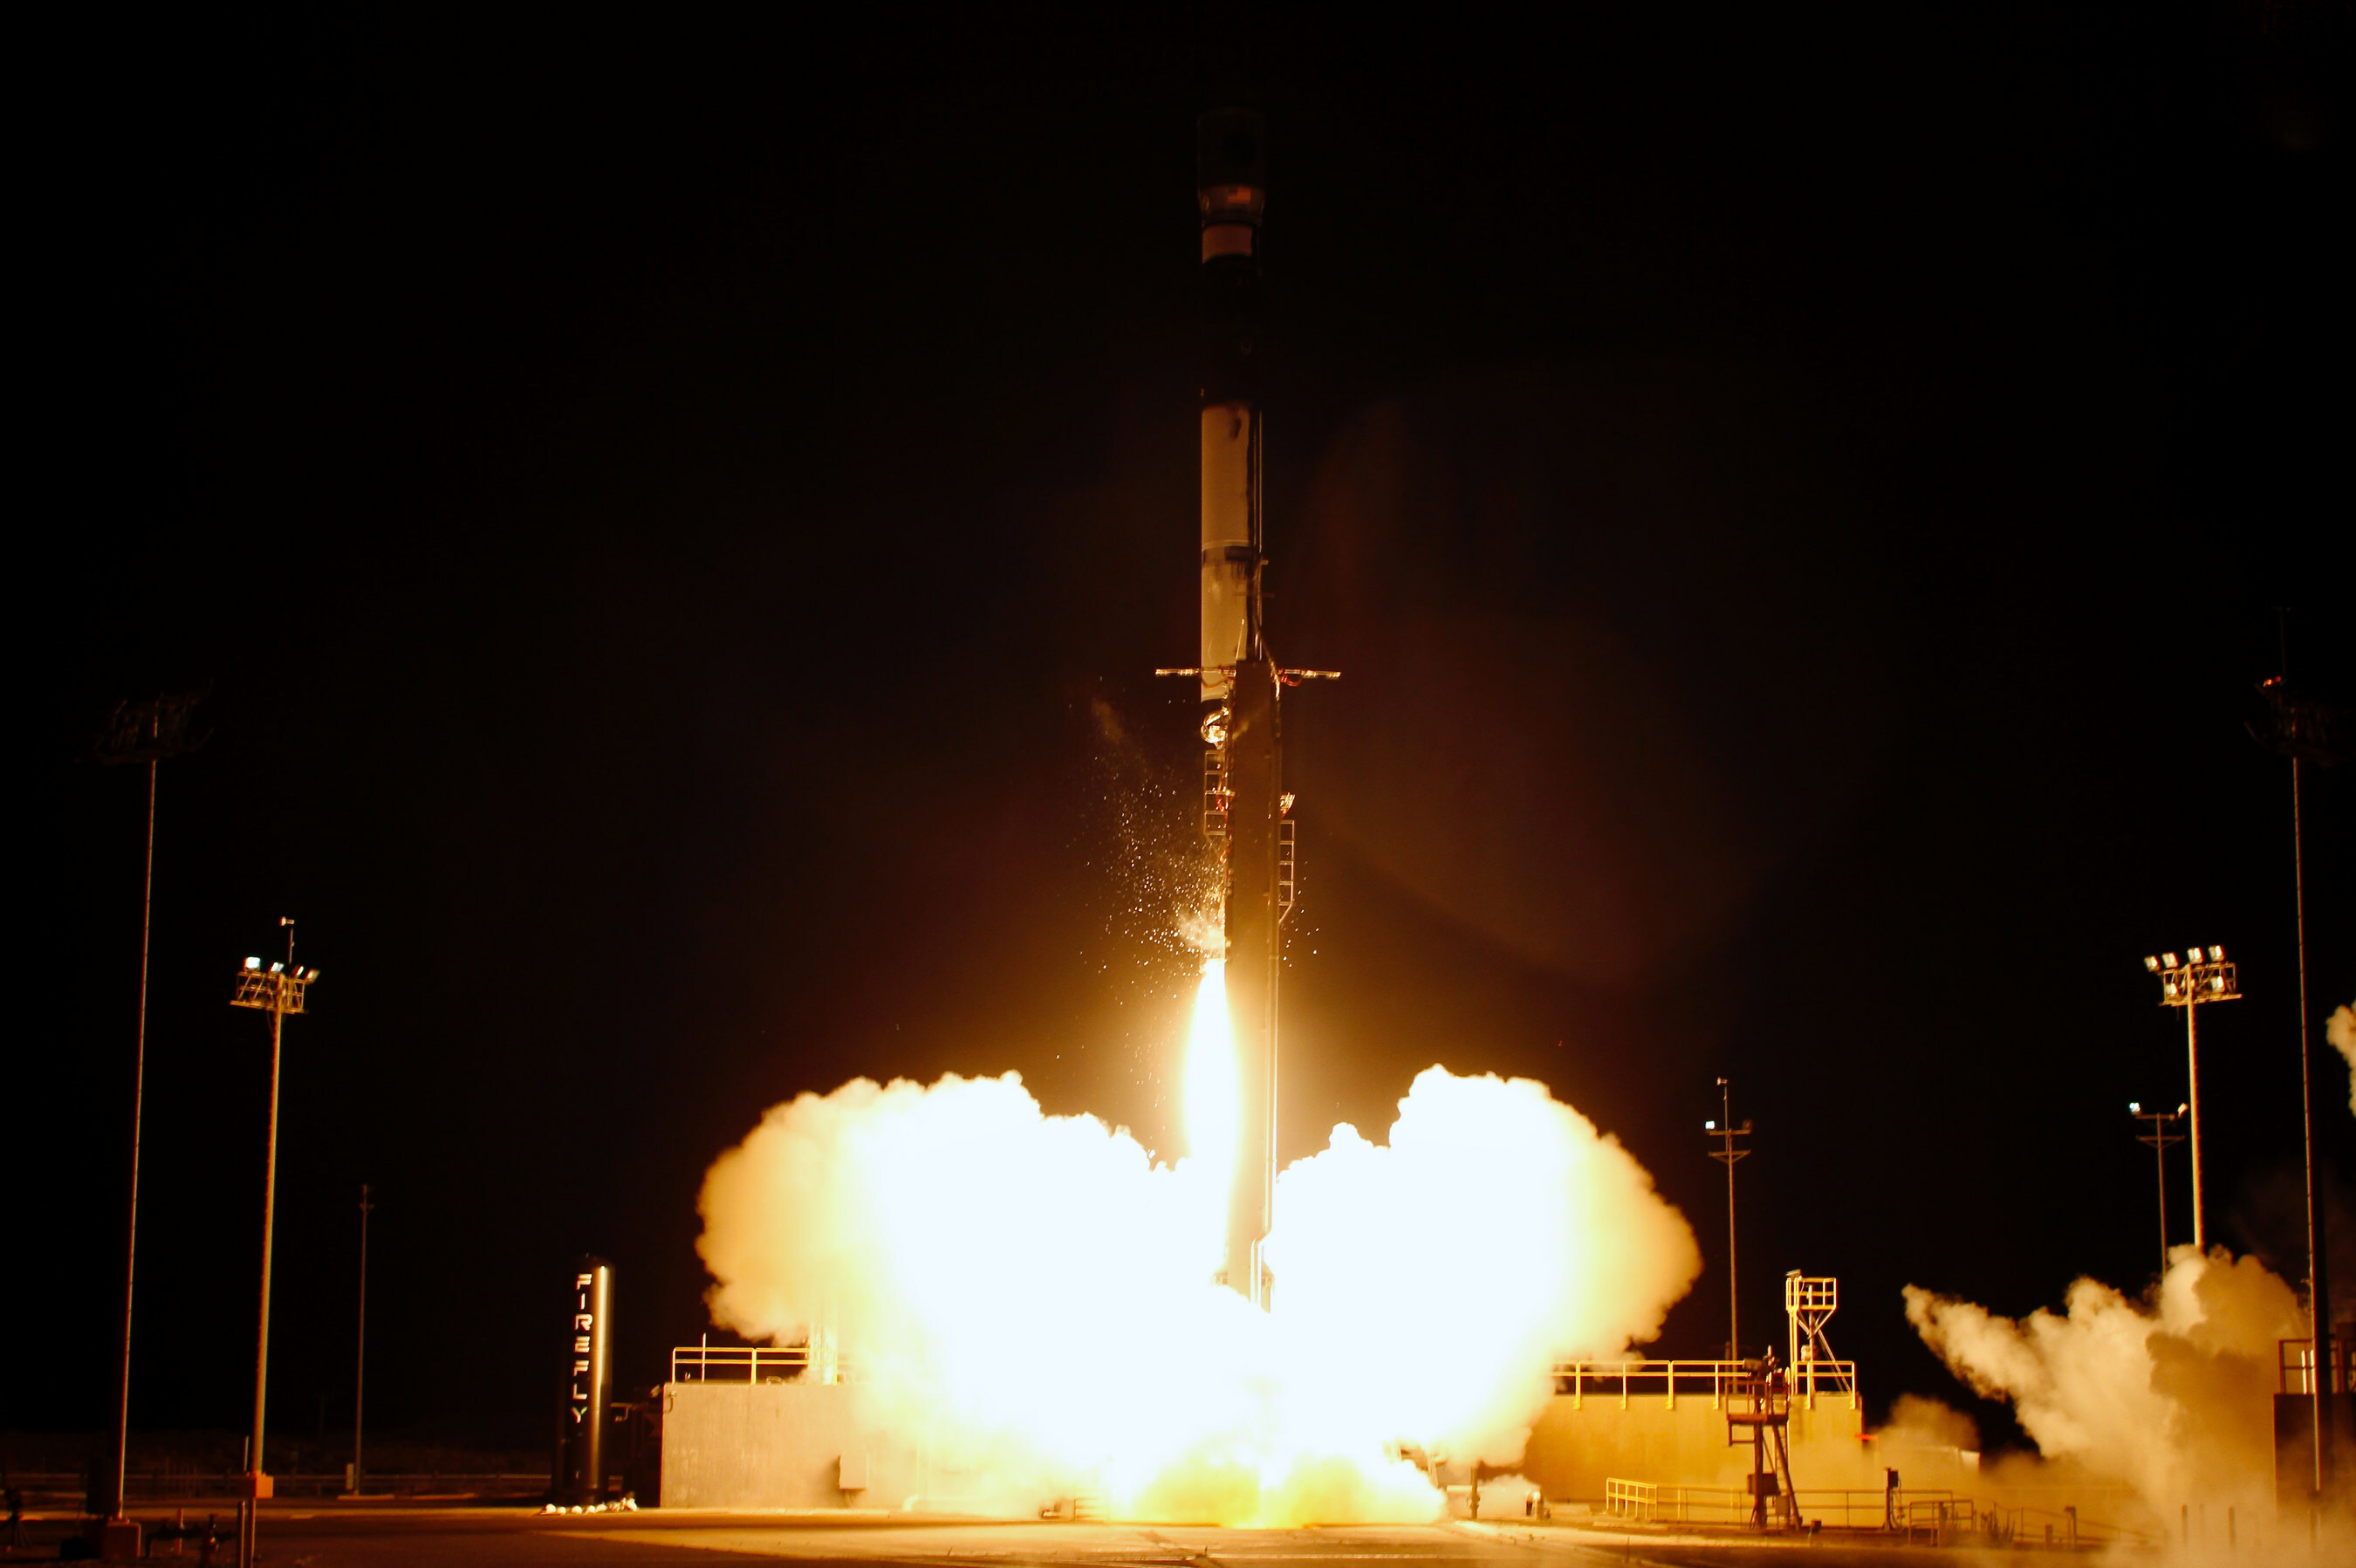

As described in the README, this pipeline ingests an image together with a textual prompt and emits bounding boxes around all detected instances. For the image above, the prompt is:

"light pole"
[352,1184,372,1497]
[90,690,204,1538]
[2141,948,2240,1251]
[2251,641,2342,1506]
[229,926,318,1568]
[1706,1079,1753,1361]
[2128,1101,2186,1276]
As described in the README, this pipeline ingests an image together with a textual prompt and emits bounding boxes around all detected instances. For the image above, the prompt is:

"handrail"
[1604,1480,1968,1527]
[668,1343,860,1383]
[670,1344,812,1383]
[1551,1358,1859,1411]
[2279,1336,2352,1394]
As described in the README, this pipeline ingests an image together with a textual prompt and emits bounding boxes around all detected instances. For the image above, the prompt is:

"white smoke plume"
[1904,1249,2304,1529]
[2328,1001,2356,1116]
[696,1064,1698,1522]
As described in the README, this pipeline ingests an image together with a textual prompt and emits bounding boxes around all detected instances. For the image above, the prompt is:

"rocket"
[1171,106,1333,1308]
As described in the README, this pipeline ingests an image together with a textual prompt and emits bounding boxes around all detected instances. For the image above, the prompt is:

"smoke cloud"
[1904,1249,2303,1526]
[696,1064,1698,1522]
[2328,1001,2356,1115]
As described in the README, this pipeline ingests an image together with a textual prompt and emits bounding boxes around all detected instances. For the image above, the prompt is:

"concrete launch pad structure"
[649,1284,1885,1519]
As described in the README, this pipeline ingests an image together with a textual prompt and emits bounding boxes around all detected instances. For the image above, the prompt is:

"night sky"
[20,4,2353,1463]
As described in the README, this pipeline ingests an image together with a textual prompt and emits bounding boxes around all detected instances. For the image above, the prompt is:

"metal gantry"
[229,928,319,1568]
[2142,948,2239,1251]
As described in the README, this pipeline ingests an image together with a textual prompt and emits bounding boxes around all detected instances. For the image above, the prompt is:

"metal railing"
[1605,1482,1970,1530]
[669,1344,818,1383]
[1600,1479,2147,1544]
[1551,1358,1859,1411]
[2279,1336,2353,1394]
[0,1472,550,1503]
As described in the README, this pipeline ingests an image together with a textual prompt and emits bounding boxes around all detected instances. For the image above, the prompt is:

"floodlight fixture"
[2144,955,2161,972]
[245,956,261,969]
[2143,945,2241,1252]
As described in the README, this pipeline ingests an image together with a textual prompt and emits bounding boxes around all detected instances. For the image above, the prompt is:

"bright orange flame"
[1183,958,1236,1200]
[695,1008,1704,1523]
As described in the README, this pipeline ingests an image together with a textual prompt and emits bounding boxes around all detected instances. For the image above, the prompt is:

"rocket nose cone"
[1197,106,1266,192]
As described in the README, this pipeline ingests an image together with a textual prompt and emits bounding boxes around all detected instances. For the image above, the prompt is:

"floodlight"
[1705,1120,1716,1130]
[245,956,261,969]
[2129,1102,2140,1113]
[2210,944,2225,961]
[270,962,284,974]
[2162,952,2179,968]
[2144,955,2160,971]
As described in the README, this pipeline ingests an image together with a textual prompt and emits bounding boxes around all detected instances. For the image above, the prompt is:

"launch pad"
[35,1509,2085,1568]
[649,1283,1880,1518]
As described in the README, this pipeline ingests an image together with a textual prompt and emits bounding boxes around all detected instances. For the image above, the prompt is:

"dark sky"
[19,3,2353,1462]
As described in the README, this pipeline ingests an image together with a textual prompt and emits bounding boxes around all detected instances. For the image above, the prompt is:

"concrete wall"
[659,1381,931,1509]
[659,1379,1873,1513]
[1521,1390,1866,1501]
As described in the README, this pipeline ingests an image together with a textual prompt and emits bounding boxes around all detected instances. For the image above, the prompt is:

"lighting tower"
[352,1183,372,1497]
[229,924,318,1568]
[2128,1101,2186,1276]
[1706,1078,1753,1361]
[2250,630,2343,1505]
[2141,948,2238,1251]
[89,688,204,1541]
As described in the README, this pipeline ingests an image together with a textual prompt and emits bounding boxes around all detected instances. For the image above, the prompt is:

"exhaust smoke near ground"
[696,962,1699,1523]
[2329,1000,2356,1114]
[1904,1248,2306,1530]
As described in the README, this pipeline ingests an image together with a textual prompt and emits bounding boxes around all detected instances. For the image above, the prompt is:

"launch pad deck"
[17,1510,2117,1566]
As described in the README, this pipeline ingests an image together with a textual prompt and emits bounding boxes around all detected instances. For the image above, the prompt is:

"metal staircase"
[1725,1362,1798,1530]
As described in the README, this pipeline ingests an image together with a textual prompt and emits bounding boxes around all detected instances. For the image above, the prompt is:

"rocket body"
[1197,107,1280,1307]
[1199,406,1256,695]
[1197,107,1264,706]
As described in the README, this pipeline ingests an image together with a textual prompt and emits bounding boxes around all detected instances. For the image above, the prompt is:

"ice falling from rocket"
[1167,106,1333,1308]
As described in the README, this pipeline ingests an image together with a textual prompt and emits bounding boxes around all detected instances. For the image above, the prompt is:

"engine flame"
[696,962,1700,1524]
[1182,957,1237,1202]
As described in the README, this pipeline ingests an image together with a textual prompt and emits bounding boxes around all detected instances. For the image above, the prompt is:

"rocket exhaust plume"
[2330,1000,2356,1114]
[695,1043,1701,1523]
[693,109,1699,1525]
[1906,1248,2353,1537]
[1184,960,1238,1202]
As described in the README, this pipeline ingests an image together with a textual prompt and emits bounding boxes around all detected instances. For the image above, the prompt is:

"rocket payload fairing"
[1171,107,1333,1308]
